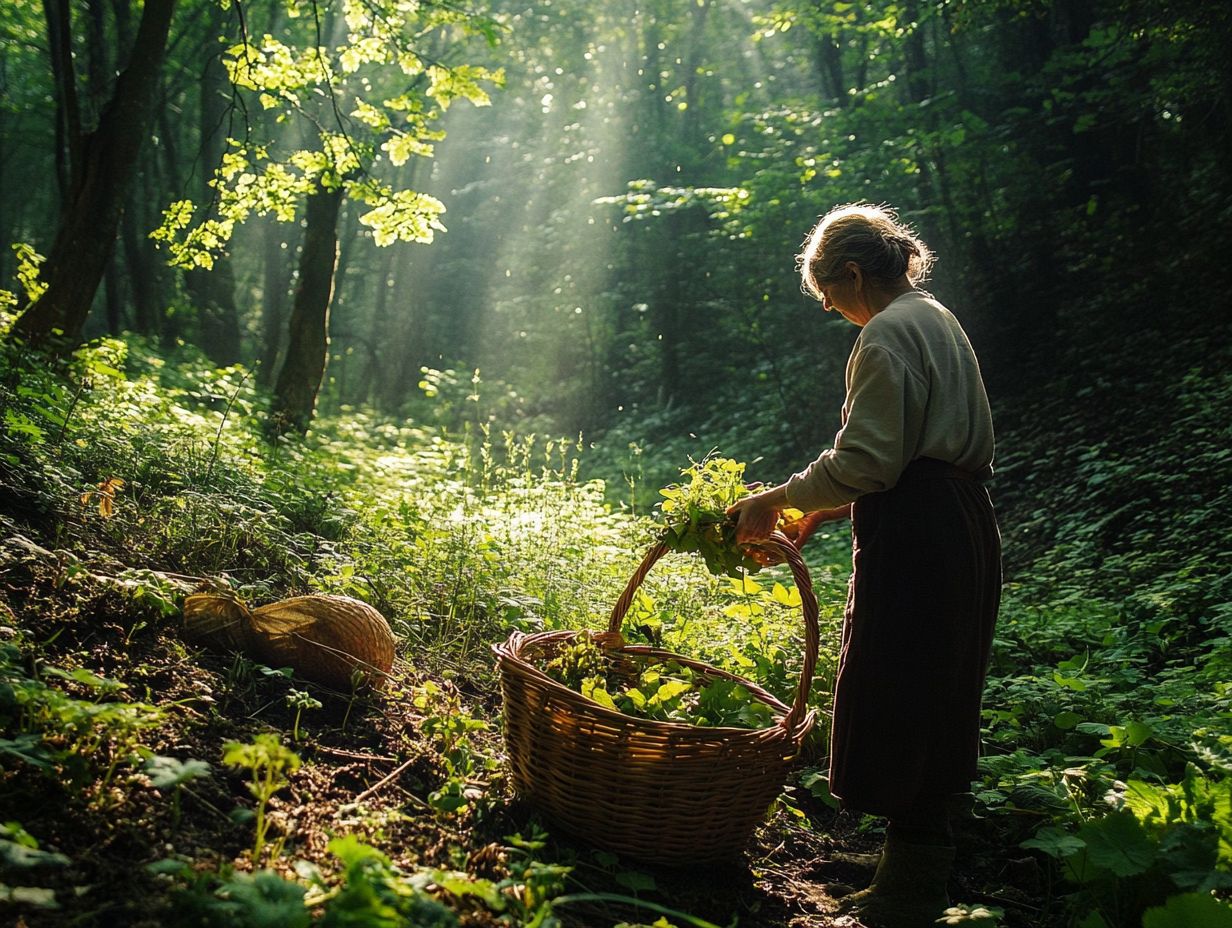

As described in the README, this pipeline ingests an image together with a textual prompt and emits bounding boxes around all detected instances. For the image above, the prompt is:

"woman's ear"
[846,261,864,292]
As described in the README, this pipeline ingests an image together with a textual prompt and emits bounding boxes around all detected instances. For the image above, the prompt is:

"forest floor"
[0,546,1046,928]
[0,328,1229,928]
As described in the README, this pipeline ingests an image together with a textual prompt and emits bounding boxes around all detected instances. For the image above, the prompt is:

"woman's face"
[817,264,875,326]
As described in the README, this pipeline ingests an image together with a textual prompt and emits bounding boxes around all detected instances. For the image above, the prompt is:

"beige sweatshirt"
[783,291,995,512]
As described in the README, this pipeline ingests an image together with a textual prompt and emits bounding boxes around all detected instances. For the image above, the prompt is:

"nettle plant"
[656,456,763,578]
[413,681,497,816]
[0,644,163,793]
[222,734,302,864]
[0,821,70,911]
[158,829,582,928]
[285,689,322,743]
[543,635,775,729]
[153,0,503,268]
[1021,758,1232,928]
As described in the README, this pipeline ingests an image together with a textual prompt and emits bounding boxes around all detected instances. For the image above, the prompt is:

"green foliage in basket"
[544,636,775,729]
[655,456,764,578]
[542,634,615,689]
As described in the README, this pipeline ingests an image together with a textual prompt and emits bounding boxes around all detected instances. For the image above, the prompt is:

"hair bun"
[886,232,918,256]
[798,202,936,295]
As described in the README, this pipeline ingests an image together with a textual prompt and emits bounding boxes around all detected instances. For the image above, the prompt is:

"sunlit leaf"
[1142,893,1232,928]
[1078,810,1156,877]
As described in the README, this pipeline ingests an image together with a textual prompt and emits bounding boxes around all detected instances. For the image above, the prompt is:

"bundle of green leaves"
[655,456,763,578]
[543,635,775,729]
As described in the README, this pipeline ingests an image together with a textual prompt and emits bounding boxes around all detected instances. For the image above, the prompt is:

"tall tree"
[155,0,500,434]
[268,179,343,433]
[11,0,177,351]
[183,0,242,364]
[257,215,292,387]
[0,3,58,290]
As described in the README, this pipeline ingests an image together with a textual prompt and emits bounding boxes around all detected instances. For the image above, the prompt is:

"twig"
[354,756,415,803]
[969,892,1042,913]
[247,698,281,720]
[157,570,212,586]
[181,784,234,823]
[313,745,397,763]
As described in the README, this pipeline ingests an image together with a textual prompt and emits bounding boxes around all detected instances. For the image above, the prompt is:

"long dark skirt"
[828,457,1002,820]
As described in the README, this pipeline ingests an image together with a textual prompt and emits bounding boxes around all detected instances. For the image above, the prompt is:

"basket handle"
[607,532,819,734]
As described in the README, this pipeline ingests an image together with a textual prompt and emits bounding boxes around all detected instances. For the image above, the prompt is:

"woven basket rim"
[493,628,817,742]
[496,532,820,747]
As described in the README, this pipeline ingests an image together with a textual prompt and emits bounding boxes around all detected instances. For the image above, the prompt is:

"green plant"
[413,682,497,816]
[0,821,69,911]
[314,836,460,927]
[937,904,1005,926]
[157,860,311,928]
[587,849,658,895]
[143,755,212,826]
[473,827,571,928]
[544,636,774,728]
[0,645,163,791]
[157,836,465,928]
[655,456,762,578]
[222,734,301,864]
[4,280,1229,928]
[285,689,322,743]
[1018,763,1232,927]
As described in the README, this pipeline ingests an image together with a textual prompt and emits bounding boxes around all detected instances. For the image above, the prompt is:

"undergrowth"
[0,334,1228,927]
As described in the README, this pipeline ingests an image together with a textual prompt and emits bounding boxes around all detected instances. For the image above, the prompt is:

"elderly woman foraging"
[728,204,1001,928]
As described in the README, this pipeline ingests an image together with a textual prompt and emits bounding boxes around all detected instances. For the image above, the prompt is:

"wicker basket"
[493,532,819,866]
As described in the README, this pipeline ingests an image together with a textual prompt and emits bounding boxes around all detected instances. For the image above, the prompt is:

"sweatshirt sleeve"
[783,344,919,511]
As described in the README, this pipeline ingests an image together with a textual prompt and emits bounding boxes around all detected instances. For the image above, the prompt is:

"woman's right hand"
[727,485,788,545]
[734,501,852,566]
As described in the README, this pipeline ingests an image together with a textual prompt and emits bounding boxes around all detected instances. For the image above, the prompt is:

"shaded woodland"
[0,0,1230,926]
[3,0,1228,444]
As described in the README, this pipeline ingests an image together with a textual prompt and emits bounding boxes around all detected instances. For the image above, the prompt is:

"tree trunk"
[650,212,689,406]
[815,33,845,104]
[43,0,81,212]
[108,0,132,46]
[268,182,344,436]
[183,2,241,365]
[901,1,933,171]
[12,0,176,353]
[103,261,123,334]
[359,245,395,406]
[679,0,711,150]
[257,217,290,388]
[121,191,160,336]
[638,4,667,153]
[188,259,241,364]
[376,246,419,411]
[84,0,109,118]
[0,100,8,286]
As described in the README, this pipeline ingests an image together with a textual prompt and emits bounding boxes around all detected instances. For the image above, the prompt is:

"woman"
[728,203,1001,928]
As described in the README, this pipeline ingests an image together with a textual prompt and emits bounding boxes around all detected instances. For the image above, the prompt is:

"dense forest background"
[4,0,1229,469]
[1,0,1230,926]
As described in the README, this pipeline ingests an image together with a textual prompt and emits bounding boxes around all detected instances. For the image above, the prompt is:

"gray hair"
[798,203,935,298]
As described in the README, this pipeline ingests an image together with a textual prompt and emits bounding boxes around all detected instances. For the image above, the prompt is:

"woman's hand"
[727,485,789,544]
[780,504,853,548]
[729,493,852,566]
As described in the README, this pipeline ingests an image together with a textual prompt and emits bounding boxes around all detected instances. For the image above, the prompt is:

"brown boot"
[833,835,954,928]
